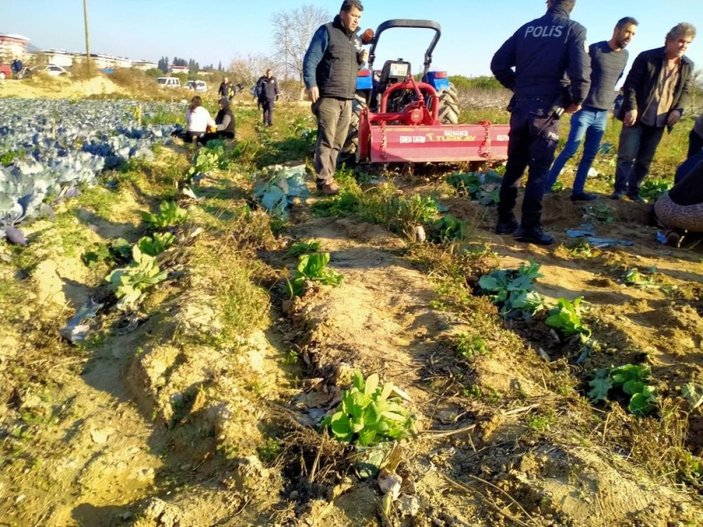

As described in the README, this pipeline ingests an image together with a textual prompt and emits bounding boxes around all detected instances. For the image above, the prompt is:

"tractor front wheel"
[438,84,460,124]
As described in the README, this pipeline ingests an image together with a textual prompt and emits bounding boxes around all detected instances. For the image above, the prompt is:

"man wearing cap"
[491,0,591,245]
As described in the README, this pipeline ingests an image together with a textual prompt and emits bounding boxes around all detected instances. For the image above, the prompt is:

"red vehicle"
[0,64,12,79]
[351,19,509,166]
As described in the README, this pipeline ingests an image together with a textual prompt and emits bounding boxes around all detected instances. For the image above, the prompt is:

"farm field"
[1,75,702,527]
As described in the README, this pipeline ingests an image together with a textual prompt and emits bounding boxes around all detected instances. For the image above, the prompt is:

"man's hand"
[359,49,369,64]
[564,103,581,114]
[667,109,682,127]
[307,86,319,103]
[624,109,638,127]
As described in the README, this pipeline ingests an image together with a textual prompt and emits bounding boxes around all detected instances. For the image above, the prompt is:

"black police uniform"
[491,1,590,244]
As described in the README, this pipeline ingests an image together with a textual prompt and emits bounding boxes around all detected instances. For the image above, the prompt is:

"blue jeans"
[613,122,665,196]
[544,107,608,194]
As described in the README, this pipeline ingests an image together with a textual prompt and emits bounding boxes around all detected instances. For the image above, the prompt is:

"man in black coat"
[491,0,591,245]
[256,69,279,126]
[613,23,696,202]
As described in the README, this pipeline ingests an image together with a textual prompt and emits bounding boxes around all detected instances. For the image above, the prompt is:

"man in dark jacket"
[256,69,279,126]
[613,23,696,202]
[491,0,591,245]
[302,0,368,195]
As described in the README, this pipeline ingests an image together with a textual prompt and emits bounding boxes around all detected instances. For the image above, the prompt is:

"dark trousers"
[498,99,560,228]
[613,122,665,196]
[199,130,235,145]
[688,129,703,159]
[262,99,274,126]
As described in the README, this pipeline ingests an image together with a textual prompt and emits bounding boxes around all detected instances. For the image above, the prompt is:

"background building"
[0,34,30,63]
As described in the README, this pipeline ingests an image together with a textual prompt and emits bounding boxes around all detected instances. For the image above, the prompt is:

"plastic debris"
[60,298,104,344]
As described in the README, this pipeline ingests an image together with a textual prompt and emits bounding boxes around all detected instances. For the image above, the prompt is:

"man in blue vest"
[491,0,591,245]
[303,0,368,196]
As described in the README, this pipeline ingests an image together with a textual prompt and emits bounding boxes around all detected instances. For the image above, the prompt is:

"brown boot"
[317,179,340,196]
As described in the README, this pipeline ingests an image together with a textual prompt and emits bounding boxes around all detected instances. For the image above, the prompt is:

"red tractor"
[348,19,509,167]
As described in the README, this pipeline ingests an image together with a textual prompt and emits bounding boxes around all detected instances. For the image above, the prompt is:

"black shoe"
[627,193,645,203]
[495,217,519,235]
[611,191,624,200]
[571,192,597,202]
[514,226,555,245]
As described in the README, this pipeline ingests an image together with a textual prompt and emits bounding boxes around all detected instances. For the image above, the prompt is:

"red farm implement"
[347,19,509,167]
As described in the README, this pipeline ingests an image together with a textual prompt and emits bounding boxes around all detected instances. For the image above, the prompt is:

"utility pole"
[83,0,91,74]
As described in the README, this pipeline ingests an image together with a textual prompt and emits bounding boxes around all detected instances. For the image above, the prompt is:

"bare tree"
[229,53,271,91]
[271,5,330,84]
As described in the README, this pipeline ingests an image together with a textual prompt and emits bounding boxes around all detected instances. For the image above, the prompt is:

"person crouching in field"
[200,97,235,145]
[175,96,215,144]
[653,155,703,246]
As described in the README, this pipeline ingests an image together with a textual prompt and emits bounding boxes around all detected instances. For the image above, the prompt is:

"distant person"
[686,113,703,159]
[612,23,696,202]
[255,69,279,126]
[613,88,624,117]
[490,0,590,245]
[200,97,235,144]
[545,17,638,201]
[303,0,368,196]
[218,77,234,100]
[654,155,703,244]
[11,58,23,77]
[172,96,215,143]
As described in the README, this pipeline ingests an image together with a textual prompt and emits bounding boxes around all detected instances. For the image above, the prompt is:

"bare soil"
[2,87,703,526]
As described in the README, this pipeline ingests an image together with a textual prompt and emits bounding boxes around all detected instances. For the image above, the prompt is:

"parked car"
[0,64,12,79]
[42,64,69,77]
[186,80,207,92]
[157,76,181,88]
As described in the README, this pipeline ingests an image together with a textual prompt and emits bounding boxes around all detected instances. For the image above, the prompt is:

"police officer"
[491,0,591,245]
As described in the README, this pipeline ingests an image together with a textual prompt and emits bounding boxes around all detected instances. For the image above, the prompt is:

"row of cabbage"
[0,98,183,235]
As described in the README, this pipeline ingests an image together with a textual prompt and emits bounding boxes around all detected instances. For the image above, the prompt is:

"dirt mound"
[0,75,126,99]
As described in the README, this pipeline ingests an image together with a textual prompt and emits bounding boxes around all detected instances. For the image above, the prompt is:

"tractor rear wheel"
[338,93,367,167]
[438,83,460,124]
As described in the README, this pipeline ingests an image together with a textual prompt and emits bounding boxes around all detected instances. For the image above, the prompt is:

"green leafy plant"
[324,371,413,446]
[588,364,657,416]
[430,214,468,243]
[287,239,321,257]
[566,240,598,259]
[622,267,657,288]
[545,297,591,339]
[639,178,671,203]
[106,246,168,310]
[186,141,227,181]
[288,252,343,297]
[446,171,502,205]
[142,201,188,229]
[137,232,176,256]
[82,238,132,268]
[478,260,546,318]
[455,333,487,359]
[583,203,615,224]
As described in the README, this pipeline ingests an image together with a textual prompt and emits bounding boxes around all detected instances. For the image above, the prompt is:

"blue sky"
[2,1,703,79]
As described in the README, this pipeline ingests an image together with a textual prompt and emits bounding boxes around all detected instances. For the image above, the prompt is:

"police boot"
[514,224,554,245]
[495,213,518,235]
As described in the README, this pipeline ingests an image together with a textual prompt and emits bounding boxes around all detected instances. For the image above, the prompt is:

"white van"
[157,77,181,88]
